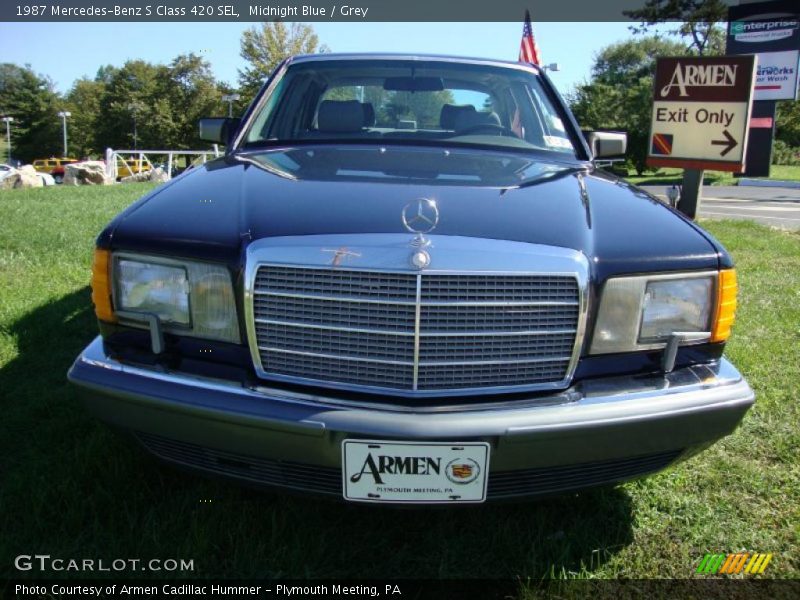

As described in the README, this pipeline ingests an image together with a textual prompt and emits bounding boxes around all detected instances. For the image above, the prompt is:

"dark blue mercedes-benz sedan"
[68,54,753,504]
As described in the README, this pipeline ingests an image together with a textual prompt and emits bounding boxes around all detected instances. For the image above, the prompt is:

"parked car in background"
[0,163,13,183]
[114,157,151,180]
[69,54,754,505]
[38,172,56,186]
[32,157,78,184]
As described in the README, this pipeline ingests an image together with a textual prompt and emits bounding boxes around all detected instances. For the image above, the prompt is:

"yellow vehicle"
[115,158,151,179]
[32,157,78,184]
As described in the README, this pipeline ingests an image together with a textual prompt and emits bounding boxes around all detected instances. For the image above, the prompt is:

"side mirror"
[198,117,240,145]
[583,131,627,159]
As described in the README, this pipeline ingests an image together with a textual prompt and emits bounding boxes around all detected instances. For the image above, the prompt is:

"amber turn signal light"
[711,269,737,342]
[91,248,117,323]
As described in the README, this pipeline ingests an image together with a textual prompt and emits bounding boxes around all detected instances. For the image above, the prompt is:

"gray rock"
[149,167,170,183]
[64,161,111,185]
[120,170,152,183]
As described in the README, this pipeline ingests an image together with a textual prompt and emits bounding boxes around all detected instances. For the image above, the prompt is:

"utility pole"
[57,111,71,157]
[128,103,143,150]
[1,116,13,163]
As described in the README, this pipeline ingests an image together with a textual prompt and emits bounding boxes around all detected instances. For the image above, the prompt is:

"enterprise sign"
[730,18,798,44]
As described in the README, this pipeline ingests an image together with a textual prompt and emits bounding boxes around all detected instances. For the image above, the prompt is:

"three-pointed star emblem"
[402,198,439,234]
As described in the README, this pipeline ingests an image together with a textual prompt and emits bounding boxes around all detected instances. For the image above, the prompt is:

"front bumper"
[68,336,754,501]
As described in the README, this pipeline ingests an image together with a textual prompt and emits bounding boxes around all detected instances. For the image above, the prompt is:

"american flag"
[519,10,542,66]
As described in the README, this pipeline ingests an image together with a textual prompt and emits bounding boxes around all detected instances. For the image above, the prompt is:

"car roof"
[287,52,541,74]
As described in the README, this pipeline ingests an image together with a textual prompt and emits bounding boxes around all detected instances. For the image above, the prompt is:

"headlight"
[639,278,713,342]
[117,260,190,325]
[590,271,723,355]
[113,254,240,344]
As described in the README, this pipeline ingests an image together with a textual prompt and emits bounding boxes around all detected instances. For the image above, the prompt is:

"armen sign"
[647,56,757,172]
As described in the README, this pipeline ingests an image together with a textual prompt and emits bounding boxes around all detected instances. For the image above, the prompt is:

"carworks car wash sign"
[647,56,757,172]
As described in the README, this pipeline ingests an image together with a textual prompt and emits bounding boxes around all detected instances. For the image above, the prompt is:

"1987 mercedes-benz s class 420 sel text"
[69,54,754,504]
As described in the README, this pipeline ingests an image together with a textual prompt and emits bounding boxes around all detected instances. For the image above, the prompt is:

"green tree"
[0,63,62,163]
[84,55,228,153]
[162,53,224,148]
[568,36,687,174]
[624,0,728,56]
[776,100,800,148]
[95,60,172,151]
[64,78,104,158]
[238,22,328,105]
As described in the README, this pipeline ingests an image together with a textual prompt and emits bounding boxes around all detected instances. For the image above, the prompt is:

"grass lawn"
[1,184,798,589]
[624,165,800,187]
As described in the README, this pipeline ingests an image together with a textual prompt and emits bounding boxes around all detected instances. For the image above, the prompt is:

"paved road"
[640,185,800,230]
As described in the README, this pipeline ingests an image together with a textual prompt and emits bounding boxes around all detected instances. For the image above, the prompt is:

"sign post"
[647,56,757,218]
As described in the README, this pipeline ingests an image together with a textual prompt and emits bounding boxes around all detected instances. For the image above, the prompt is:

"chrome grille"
[254,295,416,332]
[422,304,579,331]
[419,333,576,362]
[262,350,414,389]
[256,266,417,301]
[417,361,570,389]
[421,274,579,302]
[251,264,582,396]
[258,323,415,362]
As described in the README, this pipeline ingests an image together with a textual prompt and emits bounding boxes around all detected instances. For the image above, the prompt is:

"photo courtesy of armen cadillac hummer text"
[68,53,755,504]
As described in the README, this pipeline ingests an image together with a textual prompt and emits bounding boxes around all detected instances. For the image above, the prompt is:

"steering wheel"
[455,123,519,138]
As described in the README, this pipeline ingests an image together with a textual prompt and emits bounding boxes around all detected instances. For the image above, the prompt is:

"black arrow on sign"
[711,129,738,157]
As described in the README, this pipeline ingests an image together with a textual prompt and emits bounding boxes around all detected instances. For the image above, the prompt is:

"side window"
[246,76,287,143]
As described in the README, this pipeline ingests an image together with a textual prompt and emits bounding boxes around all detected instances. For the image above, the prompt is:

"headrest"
[361,102,376,127]
[440,104,476,130]
[454,110,501,132]
[317,100,365,133]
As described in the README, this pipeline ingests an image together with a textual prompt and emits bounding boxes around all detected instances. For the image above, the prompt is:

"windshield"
[242,58,579,157]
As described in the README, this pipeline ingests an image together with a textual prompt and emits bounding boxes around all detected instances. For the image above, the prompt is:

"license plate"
[342,440,490,504]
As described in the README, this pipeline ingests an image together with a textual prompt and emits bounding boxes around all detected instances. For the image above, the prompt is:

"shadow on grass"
[0,287,99,458]
[1,289,635,581]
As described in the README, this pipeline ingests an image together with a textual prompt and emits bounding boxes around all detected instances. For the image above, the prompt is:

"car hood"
[105,145,722,279]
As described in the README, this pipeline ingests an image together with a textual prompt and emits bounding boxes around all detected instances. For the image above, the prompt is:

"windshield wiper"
[508,165,589,191]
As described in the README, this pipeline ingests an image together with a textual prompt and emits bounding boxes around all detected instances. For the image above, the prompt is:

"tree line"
[1,17,798,170]
[0,22,323,163]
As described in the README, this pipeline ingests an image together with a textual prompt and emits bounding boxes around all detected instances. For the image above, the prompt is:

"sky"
[0,21,654,97]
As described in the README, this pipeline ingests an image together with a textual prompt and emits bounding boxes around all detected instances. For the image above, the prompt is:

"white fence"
[104,146,221,182]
